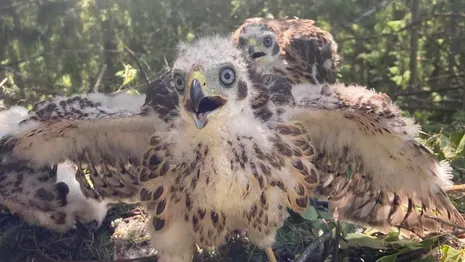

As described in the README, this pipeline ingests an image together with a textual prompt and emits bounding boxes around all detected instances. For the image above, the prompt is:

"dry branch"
[446,184,465,193]
[90,64,108,93]
[295,231,333,262]
[424,215,465,231]
[72,255,158,262]
[0,78,7,88]
[124,46,150,90]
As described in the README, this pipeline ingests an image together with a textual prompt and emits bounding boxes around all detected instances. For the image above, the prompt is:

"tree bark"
[408,0,420,89]
[448,0,465,109]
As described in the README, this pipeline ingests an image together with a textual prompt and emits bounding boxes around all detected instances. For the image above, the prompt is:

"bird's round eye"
[174,74,185,92]
[219,67,235,87]
[263,36,273,48]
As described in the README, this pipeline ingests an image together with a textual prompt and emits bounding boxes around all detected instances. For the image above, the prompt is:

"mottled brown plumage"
[0,92,155,230]
[135,36,464,261]
[0,34,464,262]
[233,17,341,85]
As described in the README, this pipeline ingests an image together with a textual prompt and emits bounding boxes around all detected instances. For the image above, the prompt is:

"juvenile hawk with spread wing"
[233,17,341,85]
[0,91,163,230]
[142,36,465,261]
[0,34,464,262]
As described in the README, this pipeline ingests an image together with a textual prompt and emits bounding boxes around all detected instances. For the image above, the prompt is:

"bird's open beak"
[185,70,227,129]
[247,39,266,60]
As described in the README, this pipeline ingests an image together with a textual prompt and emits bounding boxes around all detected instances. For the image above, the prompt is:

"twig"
[90,64,107,93]
[72,255,158,262]
[424,215,465,231]
[332,221,340,262]
[400,105,458,112]
[295,231,333,262]
[350,0,396,25]
[32,228,61,262]
[446,184,465,193]
[319,237,331,262]
[433,12,465,18]
[246,245,256,262]
[451,229,465,237]
[395,86,462,96]
[0,78,7,88]
[124,46,150,90]
[0,0,39,12]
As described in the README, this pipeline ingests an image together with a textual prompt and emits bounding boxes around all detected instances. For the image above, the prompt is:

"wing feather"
[277,83,464,236]
[0,91,171,202]
[280,21,340,84]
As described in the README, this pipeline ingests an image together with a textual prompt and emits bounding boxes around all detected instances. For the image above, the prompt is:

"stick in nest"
[446,184,465,194]
[295,230,333,262]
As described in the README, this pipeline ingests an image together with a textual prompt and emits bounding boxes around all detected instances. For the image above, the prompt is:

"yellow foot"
[265,247,277,262]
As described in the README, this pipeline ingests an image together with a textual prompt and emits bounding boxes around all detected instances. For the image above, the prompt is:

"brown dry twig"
[90,64,108,93]
[0,78,7,88]
[424,215,465,231]
[124,46,150,90]
[32,228,61,262]
[72,255,159,262]
[446,184,465,194]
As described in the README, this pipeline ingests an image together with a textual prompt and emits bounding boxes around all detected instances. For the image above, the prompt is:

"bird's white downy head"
[236,23,280,73]
[172,35,254,131]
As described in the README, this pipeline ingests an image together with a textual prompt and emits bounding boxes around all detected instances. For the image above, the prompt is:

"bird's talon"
[265,247,278,262]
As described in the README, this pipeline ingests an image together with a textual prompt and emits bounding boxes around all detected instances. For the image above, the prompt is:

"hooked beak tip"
[190,78,204,112]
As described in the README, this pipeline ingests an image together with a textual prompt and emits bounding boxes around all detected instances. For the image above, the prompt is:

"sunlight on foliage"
[115,64,138,86]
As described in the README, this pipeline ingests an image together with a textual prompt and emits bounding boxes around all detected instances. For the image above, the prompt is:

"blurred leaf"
[455,134,465,158]
[301,206,319,220]
[440,245,465,262]
[340,233,387,250]
[438,130,457,160]
[339,222,358,237]
[383,231,400,242]
[412,257,437,262]
[386,20,405,31]
[376,254,397,262]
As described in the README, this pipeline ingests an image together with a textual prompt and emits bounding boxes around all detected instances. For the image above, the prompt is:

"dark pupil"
[264,37,272,47]
[176,79,183,86]
[224,72,231,80]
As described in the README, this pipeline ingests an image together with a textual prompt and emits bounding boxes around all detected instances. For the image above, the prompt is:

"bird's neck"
[172,106,269,153]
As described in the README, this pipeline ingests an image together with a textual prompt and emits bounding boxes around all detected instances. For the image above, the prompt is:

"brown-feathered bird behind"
[233,17,341,85]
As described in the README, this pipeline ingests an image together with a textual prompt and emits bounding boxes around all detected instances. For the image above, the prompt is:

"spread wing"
[280,20,340,85]
[274,83,464,237]
[0,90,173,203]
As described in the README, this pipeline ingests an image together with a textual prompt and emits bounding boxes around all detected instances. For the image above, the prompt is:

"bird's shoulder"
[20,92,145,126]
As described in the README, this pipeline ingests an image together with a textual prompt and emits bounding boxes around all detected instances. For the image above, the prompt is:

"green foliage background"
[0,0,465,261]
